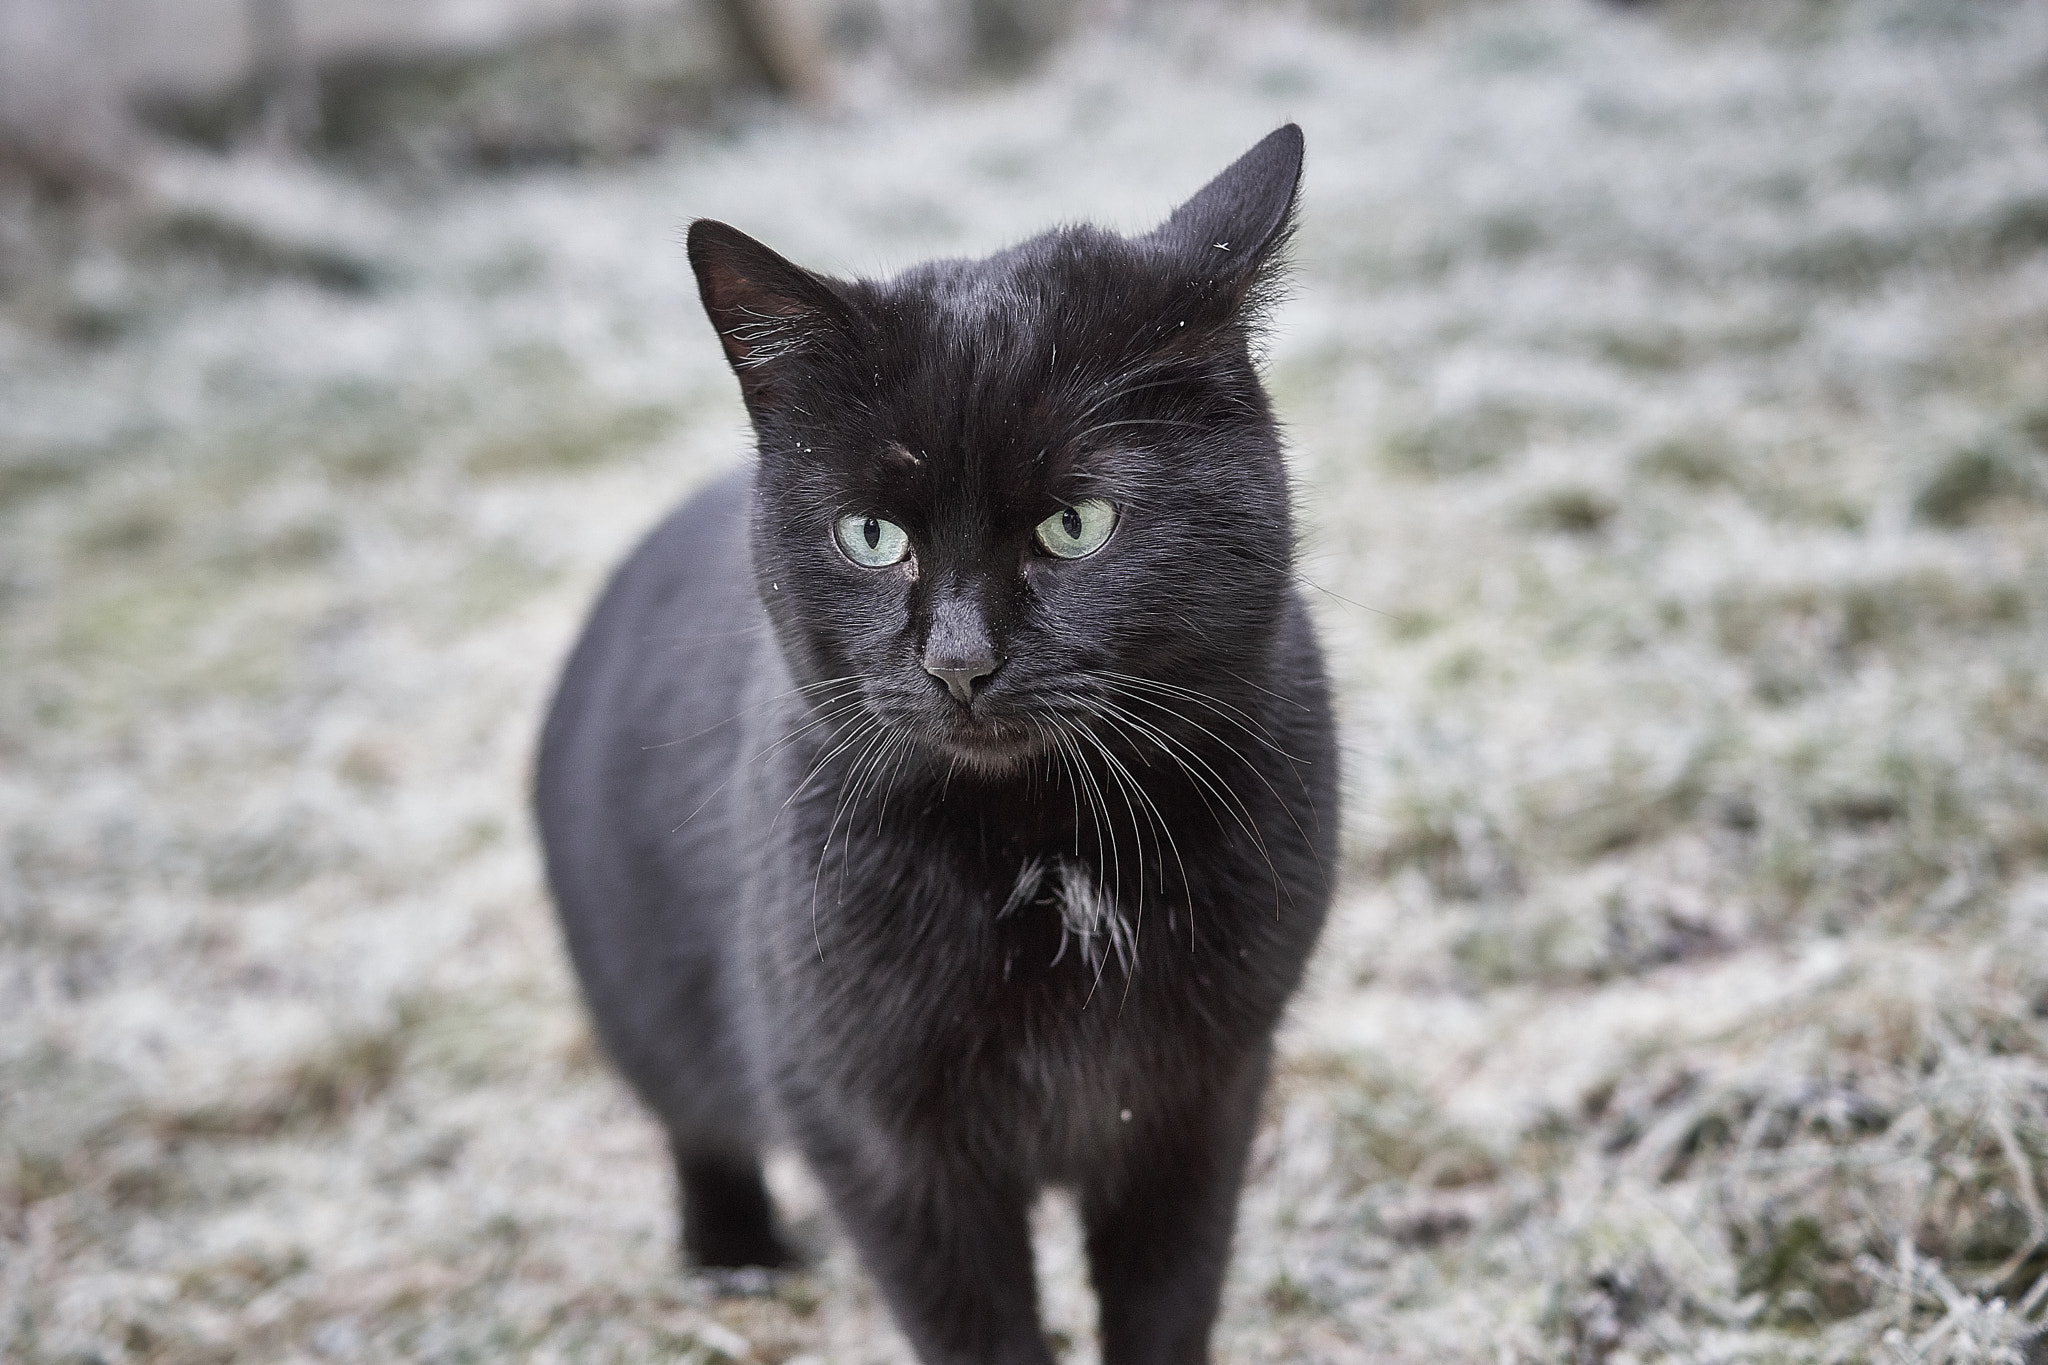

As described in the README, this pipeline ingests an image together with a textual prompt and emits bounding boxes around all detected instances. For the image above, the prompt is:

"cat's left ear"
[687,218,854,414]
[1148,124,1304,314]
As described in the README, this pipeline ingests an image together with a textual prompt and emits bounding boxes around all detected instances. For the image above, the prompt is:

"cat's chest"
[734,703,1312,1055]
[740,752,1309,1162]
[788,802,1269,1043]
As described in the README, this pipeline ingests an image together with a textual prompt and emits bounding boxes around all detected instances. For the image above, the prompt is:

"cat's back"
[535,468,772,1130]
[538,466,760,828]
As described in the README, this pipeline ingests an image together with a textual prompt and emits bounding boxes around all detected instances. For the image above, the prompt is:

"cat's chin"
[926,719,1046,775]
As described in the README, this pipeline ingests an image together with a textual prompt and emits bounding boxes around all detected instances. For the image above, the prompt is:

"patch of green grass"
[1451,875,1737,988]
[0,1044,142,1208]
[1982,194,2048,266]
[1358,780,1523,902]
[1732,1213,1862,1326]
[1529,736,1722,863]
[1452,908,1581,986]
[72,503,175,559]
[174,1246,313,1309]
[0,446,92,512]
[1565,949,2048,1342]
[1286,1053,1500,1194]
[218,517,345,572]
[1712,563,2032,668]
[1475,209,1547,262]
[164,1026,406,1139]
[1773,225,1916,291]
[1262,1270,1324,1316]
[1912,439,2044,526]
[441,541,559,629]
[1976,667,2048,760]
[55,573,226,670]
[463,402,677,478]
[1382,401,1538,477]
[1636,432,1742,488]
[202,823,324,900]
[400,989,553,1090]
[1591,323,1690,373]
[2020,404,2048,453]
[1519,484,1618,535]
[136,208,383,294]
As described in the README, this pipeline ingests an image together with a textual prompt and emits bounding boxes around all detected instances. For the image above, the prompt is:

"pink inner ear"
[704,273,815,371]
[687,218,836,377]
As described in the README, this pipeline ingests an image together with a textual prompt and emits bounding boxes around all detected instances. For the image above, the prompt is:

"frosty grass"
[5,1,2048,1360]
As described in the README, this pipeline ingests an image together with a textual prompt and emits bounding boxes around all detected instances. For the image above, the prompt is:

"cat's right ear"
[687,219,851,410]
[1147,125,1304,319]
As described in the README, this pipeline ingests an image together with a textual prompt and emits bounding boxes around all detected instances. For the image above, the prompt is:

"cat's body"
[536,127,1337,1365]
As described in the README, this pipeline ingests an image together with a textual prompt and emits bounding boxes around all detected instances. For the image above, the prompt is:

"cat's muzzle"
[929,710,1045,772]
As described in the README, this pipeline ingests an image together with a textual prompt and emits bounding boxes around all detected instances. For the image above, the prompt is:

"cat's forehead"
[848,231,1184,463]
[883,229,1158,348]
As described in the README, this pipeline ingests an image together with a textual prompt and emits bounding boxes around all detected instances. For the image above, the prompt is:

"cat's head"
[687,126,1304,774]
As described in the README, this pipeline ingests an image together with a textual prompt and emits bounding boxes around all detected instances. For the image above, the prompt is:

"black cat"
[534,125,1337,1365]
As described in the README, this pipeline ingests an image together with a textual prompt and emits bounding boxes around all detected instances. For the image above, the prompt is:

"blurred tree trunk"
[0,0,143,194]
[247,0,321,150]
[717,0,832,106]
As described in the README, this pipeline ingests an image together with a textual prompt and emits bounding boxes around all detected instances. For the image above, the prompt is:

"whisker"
[1235,544,1408,623]
[1100,684,1330,897]
[644,675,865,751]
[670,691,870,833]
[1063,715,1161,1007]
[802,714,890,956]
[1064,714,1127,922]
[1098,670,1298,757]
[777,709,883,829]
[1222,668,1312,715]
[1042,719,1107,970]
[829,721,901,907]
[1084,693,1292,917]
[871,725,918,834]
[1088,719,1188,907]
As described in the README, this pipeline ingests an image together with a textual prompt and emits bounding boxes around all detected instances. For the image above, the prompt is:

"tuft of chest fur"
[999,855,1135,975]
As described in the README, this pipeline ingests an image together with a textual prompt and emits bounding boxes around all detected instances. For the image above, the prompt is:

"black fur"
[535,125,1337,1365]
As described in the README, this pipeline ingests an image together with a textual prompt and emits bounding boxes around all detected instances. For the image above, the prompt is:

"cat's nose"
[924,586,999,705]
[924,655,996,705]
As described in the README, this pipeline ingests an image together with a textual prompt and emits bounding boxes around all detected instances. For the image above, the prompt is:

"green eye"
[1034,498,1117,559]
[834,513,910,567]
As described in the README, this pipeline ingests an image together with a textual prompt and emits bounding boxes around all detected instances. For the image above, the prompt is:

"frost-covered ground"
[7,1,2048,1361]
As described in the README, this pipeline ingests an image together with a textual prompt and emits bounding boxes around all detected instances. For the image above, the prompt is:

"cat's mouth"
[929,712,1047,770]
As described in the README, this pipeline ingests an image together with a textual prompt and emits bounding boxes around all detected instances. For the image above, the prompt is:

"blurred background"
[4,0,2048,1361]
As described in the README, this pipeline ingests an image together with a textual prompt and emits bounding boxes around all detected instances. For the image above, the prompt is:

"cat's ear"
[687,219,851,408]
[1148,124,1304,312]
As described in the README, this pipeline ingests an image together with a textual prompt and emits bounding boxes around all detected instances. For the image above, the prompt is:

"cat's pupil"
[1061,507,1083,540]
[863,517,881,549]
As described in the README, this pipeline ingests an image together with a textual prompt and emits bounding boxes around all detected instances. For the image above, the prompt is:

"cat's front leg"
[1080,1053,1270,1365]
[804,1130,1056,1365]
